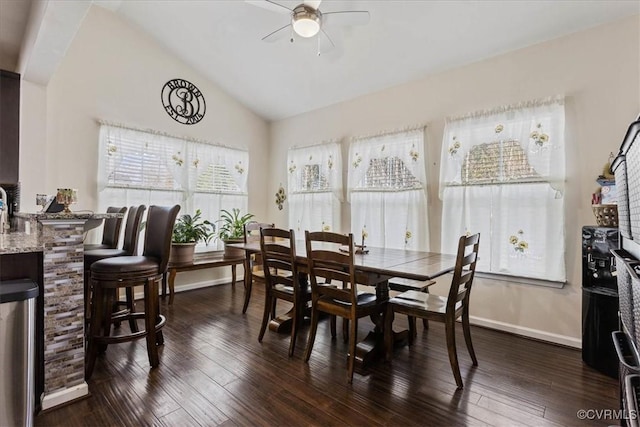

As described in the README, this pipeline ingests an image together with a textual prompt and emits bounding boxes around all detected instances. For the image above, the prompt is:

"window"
[439,97,566,282]
[348,128,429,250]
[287,142,342,233]
[98,124,248,249]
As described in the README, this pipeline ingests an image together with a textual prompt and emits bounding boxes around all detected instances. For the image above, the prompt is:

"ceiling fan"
[246,0,370,54]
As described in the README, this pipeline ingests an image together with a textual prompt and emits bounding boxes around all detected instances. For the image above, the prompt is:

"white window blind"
[348,128,429,250]
[439,97,566,282]
[98,124,248,249]
[287,142,342,233]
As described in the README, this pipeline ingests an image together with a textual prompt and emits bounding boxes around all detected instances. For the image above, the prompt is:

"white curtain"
[348,128,429,251]
[98,124,248,250]
[439,97,566,281]
[287,142,342,233]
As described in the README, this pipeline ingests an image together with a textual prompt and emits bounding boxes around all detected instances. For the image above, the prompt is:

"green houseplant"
[170,209,216,263]
[217,208,254,258]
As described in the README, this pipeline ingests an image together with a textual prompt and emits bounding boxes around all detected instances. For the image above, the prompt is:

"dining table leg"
[351,277,409,373]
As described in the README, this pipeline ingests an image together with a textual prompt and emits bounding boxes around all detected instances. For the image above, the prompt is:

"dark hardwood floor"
[36,281,618,426]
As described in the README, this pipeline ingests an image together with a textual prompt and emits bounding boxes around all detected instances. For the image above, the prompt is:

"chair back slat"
[102,206,127,248]
[143,205,181,274]
[247,222,275,267]
[261,227,296,292]
[447,233,481,313]
[121,205,146,255]
[305,231,358,304]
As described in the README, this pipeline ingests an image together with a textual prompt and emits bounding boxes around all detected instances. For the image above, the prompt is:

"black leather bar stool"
[86,204,180,379]
[84,206,127,251]
[83,205,146,325]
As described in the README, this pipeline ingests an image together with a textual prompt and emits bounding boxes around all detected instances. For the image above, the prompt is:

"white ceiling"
[3,0,640,121]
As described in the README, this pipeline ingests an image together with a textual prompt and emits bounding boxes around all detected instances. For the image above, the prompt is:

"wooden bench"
[162,252,245,305]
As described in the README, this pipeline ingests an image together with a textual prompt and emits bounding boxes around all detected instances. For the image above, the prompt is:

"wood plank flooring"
[36,281,619,426]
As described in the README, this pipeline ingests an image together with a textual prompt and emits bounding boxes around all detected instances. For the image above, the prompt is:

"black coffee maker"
[582,226,619,288]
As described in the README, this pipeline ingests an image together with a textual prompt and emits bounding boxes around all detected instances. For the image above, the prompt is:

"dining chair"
[84,206,127,250]
[384,233,480,389]
[242,221,275,313]
[258,227,311,356]
[85,204,180,379]
[304,230,386,383]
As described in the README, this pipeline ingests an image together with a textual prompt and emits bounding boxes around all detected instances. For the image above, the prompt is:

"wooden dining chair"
[258,227,311,356]
[242,221,275,313]
[304,230,386,383]
[384,233,480,389]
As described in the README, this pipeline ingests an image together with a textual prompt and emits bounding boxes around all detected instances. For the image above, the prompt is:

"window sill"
[474,271,566,289]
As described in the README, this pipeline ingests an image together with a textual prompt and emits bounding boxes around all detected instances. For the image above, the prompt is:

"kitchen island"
[2,212,122,411]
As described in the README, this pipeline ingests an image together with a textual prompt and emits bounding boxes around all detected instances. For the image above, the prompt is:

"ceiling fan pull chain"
[290,26,295,43]
[317,36,321,56]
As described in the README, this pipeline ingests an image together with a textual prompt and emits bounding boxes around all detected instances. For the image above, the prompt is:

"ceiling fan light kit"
[292,5,321,38]
[249,0,369,54]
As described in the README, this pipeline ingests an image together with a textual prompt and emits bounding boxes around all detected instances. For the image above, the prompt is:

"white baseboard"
[171,277,232,294]
[469,315,581,349]
[41,382,89,410]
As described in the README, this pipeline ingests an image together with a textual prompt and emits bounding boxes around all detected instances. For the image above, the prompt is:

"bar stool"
[83,205,146,325]
[85,204,180,379]
[84,206,127,251]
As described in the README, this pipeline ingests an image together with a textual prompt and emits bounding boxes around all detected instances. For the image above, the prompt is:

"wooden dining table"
[229,240,457,372]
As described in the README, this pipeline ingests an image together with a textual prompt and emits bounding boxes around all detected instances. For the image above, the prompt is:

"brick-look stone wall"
[41,220,85,393]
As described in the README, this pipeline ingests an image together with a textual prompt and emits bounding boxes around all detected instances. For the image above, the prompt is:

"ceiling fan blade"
[303,0,322,10]
[317,28,335,55]
[261,23,292,42]
[323,10,370,27]
[245,0,292,14]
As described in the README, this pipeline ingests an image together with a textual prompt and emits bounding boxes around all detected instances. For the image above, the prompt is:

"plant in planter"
[217,208,254,258]
[170,209,216,264]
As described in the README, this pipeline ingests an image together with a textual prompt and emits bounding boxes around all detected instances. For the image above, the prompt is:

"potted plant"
[170,209,216,264]
[217,208,254,258]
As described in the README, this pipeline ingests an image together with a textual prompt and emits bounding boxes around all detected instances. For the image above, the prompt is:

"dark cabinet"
[0,70,20,184]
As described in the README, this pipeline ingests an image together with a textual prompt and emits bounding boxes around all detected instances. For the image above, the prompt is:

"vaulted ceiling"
[2,0,639,121]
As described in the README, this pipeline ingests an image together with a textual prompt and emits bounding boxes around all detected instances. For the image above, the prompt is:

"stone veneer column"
[39,218,89,410]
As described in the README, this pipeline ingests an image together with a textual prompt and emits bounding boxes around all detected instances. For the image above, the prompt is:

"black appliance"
[0,182,20,218]
[582,225,620,378]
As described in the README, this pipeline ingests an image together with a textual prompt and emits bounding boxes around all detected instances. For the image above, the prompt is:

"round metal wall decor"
[161,78,206,125]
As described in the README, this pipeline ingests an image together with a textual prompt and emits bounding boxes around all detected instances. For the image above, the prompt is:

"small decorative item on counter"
[36,194,48,212]
[591,152,617,226]
[592,204,618,227]
[599,152,615,180]
[56,188,77,213]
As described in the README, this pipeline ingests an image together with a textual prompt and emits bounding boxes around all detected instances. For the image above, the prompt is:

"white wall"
[268,15,640,346]
[20,5,270,287]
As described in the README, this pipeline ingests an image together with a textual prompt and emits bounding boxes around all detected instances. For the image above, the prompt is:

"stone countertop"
[0,232,42,254]
[15,211,123,220]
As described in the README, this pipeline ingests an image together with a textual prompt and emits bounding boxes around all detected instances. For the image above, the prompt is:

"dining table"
[229,239,458,373]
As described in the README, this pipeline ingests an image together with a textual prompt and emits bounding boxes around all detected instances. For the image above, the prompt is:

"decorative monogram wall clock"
[161,78,206,125]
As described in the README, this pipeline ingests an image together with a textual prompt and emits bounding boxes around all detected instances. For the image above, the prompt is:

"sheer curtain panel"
[439,97,566,282]
[348,128,429,251]
[98,123,248,250]
[287,142,343,233]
